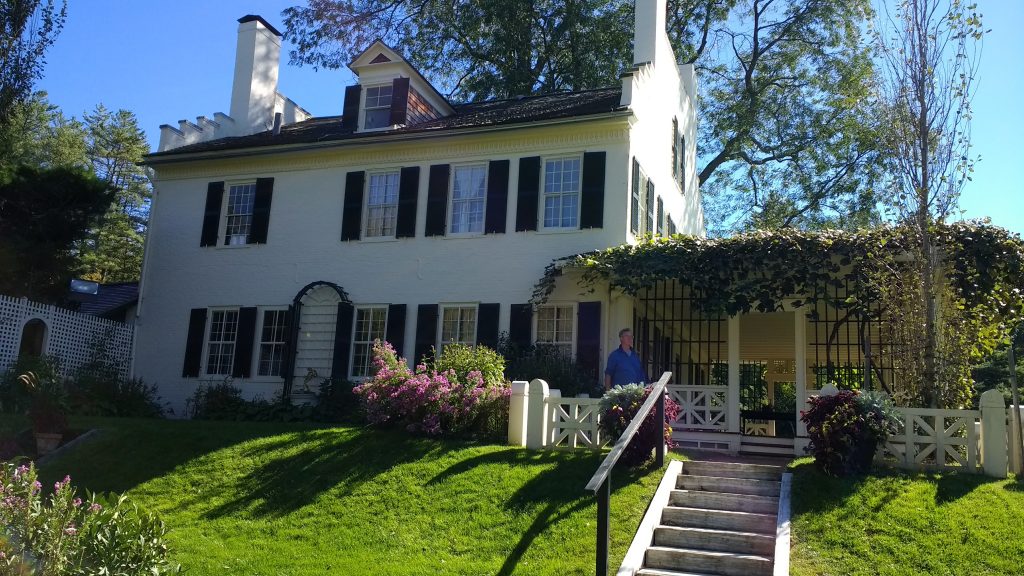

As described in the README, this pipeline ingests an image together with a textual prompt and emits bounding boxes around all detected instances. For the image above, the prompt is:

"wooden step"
[669,489,779,515]
[654,525,776,556]
[637,569,720,576]
[645,546,773,576]
[661,506,777,534]
[681,460,784,481]
[675,474,781,497]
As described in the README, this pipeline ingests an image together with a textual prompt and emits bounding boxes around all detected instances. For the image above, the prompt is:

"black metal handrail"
[585,371,672,576]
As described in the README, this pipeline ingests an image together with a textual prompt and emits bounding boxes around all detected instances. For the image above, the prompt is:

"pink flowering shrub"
[354,341,510,437]
[0,462,179,574]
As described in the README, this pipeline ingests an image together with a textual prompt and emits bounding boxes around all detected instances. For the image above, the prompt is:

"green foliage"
[498,334,597,397]
[536,222,1024,406]
[431,342,506,389]
[599,384,680,467]
[0,462,179,575]
[313,377,362,423]
[186,380,246,419]
[0,91,86,170]
[19,368,69,435]
[0,355,61,414]
[186,378,361,423]
[0,165,114,301]
[69,330,165,418]
[0,0,67,127]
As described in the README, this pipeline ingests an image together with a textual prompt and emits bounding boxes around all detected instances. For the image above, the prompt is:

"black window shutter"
[672,117,679,181]
[386,304,407,358]
[680,135,686,193]
[577,301,602,385]
[182,308,208,377]
[249,178,274,244]
[415,304,439,364]
[580,151,606,229]
[425,165,449,237]
[341,171,365,241]
[485,160,509,234]
[389,77,410,126]
[515,156,541,232]
[509,304,533,350]
[331,302,355,380]
[232,307,258,378]
[396,166,419,238]
[476,303,500,350]
[342,84,361,131]
[630,159,640,235]
[656,196,664,236]
[645,180,655,235]
[200,182,224,247]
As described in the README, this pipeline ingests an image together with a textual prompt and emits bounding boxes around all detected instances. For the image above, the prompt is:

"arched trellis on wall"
[282,281,350,397]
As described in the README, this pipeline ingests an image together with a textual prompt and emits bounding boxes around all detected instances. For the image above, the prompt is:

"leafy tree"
[0,0,66,127]
[874,0,984,403]
[283,0,884,232]
[0,165,113,301]
[76,105,151,283]
[0,90,86,170]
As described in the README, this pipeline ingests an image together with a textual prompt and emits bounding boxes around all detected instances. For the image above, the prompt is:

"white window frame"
[533,303,577,358]
[540,155,582,230]
[220,182,257,246]
[256,307,289,378]
[438,303,478,354]
[203,307,239,377]
[447,164,488,236]
[362,84,393,130]
[349,305,389,379]
[363,170,401,239]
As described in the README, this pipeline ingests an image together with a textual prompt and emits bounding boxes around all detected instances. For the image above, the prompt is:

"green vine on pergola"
[533,222,1024,349]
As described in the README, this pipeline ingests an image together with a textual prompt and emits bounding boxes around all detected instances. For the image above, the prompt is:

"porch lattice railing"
[668,384,728,431]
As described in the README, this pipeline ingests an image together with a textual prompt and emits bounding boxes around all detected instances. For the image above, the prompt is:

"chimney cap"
[238,14,282,37]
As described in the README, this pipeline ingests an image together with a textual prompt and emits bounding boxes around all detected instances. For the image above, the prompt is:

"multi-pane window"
[671,118,679,182]
[440,305,477,352]
[351,307,388,378]
[680,135,687,193]
[668,216,677,236]
[205,309,238,375]
[631,159,642,235]
[536,305,574,357]
[365,171,400,237]
[645,181,656,235]
[363,85,393,129]
[258,310,288,377]
[450,165,487,234]
[224,183,256,245]
[542,156,581,228]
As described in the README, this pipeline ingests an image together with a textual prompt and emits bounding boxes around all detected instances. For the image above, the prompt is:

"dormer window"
[364,85,393,129]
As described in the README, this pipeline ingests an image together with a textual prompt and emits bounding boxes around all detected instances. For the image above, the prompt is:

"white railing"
[882,408,980,471]
[668,384,728,431]
[548,396,605,450]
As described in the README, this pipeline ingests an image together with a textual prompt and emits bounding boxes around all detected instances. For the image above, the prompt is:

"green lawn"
[789,457,1024,576]
[5,416,674,576]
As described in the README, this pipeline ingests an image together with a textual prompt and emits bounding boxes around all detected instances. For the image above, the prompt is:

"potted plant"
[801,389,900,475]
[18,371,69,455]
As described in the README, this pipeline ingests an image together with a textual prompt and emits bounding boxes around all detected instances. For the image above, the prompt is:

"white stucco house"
[134,1,701,414]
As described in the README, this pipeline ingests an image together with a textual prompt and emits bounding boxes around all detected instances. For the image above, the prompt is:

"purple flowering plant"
[354,341,510,437]
[0,462,179,574]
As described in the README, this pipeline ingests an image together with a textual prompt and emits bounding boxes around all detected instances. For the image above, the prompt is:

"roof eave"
[143,109,632,166]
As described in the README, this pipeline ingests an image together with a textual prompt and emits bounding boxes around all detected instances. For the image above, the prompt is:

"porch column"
[794,307,808,439]
[727,315,740,433]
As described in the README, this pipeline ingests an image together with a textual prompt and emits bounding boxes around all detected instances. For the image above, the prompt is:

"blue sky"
[39,1,1023,233]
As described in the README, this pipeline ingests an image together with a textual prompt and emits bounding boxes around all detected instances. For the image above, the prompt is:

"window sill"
[358,235,399,243]
[536,227,583,235]
[213,243,256,250]
[443,232,485,239]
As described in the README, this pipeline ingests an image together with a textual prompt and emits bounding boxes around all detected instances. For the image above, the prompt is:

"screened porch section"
[632,279,891,455]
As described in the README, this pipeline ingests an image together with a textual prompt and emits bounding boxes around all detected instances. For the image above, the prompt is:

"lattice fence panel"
[0,295,134,378]
[669,385,728,431]
[882,408,981,472]
[547,397,605,450]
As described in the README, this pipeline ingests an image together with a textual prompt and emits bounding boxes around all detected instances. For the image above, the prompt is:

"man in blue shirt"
[604,328,648,390]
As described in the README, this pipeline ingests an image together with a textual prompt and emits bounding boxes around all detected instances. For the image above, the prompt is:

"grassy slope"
[789,458,1024,576]
[11,417,673,576]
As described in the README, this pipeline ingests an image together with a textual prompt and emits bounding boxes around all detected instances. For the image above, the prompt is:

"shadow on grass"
[933,471,993,504]
[428,448,660,576]
[38,417,328,493]
[198,427,456,519]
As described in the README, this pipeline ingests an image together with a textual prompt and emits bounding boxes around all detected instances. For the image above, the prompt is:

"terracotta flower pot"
[34,432,63,455]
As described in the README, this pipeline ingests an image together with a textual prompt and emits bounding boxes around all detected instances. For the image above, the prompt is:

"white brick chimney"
[230,15,282,136]
[634,0,669,65]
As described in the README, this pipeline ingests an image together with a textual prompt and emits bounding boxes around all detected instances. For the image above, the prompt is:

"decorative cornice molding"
[151,121,630,182]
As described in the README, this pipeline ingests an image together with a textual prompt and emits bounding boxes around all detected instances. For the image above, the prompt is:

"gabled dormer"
[341,41,454,132]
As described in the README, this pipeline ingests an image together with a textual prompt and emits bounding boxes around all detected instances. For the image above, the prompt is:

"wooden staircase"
[619,460,787,576]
